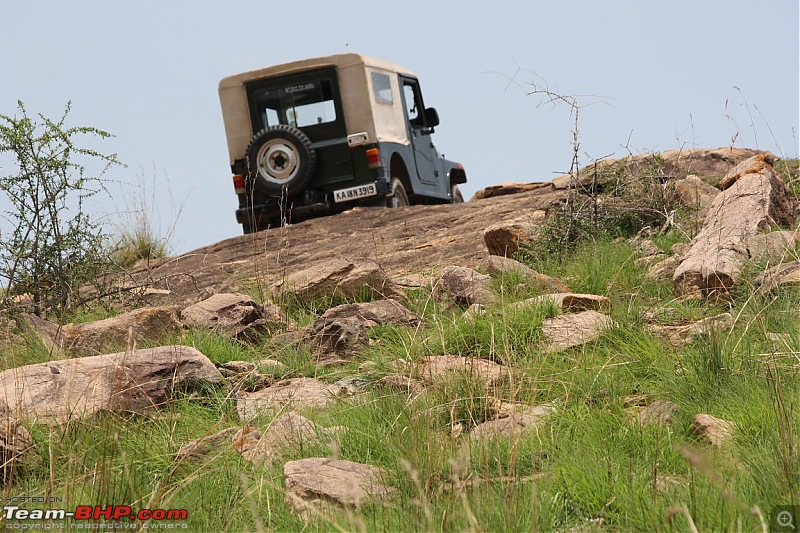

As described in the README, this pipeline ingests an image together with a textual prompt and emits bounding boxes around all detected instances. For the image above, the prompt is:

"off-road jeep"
[218,53,467,233]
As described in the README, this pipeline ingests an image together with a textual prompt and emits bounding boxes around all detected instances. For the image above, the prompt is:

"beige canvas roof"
[219,53,416,164]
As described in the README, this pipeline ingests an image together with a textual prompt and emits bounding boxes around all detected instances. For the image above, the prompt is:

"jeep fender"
[445,159,467,185]
[389,152,413,195]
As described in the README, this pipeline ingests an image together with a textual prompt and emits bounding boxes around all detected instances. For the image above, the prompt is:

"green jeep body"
[218,53,467,233]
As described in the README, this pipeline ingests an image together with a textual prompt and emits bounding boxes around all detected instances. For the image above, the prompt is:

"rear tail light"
[366,148,381,169]
[232,174,246,194]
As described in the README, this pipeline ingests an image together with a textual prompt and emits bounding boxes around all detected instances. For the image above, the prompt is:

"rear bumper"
[235,200,331,225]
[235,180,389,227]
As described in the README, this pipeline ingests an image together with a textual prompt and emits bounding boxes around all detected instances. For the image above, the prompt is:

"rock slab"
[541,310,613,353]
[237,378,346,420]
[673,156,799,298]
[284,458,398,516]
[470,404,556,440]
[271,257,397,301]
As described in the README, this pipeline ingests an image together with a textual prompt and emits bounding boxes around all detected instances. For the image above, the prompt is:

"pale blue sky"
[1,0,798,254]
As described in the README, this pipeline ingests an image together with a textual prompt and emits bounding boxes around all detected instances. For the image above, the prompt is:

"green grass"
[1,234,797,531]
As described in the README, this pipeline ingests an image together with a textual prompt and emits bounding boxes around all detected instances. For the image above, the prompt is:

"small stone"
[435,266,496,306]
[176,427,238,461]
[374,374,424,394]
[690,414,733,447]
[470,404,556,440]
[636,400,679,427]
[241,412,334,466]
[222,361,258,374]
[515,293,609,313]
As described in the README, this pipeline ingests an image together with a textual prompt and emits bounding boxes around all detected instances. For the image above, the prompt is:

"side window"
[371,72,393,105]
[402,83,420,125]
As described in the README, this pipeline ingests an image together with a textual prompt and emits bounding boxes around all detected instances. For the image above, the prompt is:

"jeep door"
[246,68,353,187]
[399,77,445,191]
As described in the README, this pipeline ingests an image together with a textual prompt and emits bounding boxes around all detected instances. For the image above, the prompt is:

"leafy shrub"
[522,154,681,262]
[0,101,122,317]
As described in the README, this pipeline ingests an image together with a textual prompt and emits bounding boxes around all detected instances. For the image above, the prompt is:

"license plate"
[333,183,378,203]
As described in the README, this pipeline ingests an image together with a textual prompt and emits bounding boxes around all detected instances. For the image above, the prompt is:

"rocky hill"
[106,146,791,308]
[2,146,799,531]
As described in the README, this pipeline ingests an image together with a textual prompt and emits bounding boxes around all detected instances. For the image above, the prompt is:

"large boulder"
[673,156,799,298]
[483,211,547,257]
[0,346,222,424]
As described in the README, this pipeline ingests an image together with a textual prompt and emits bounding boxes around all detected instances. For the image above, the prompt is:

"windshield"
[251,79,337,129]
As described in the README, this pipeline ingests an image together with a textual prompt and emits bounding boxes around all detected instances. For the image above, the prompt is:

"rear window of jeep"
[252,79,337,128]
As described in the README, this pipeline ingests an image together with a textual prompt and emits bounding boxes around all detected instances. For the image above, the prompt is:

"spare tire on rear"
[245,125,316,196]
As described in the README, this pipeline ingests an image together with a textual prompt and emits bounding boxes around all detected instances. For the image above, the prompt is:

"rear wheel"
[451,184,464,203]
[388,178,409,208]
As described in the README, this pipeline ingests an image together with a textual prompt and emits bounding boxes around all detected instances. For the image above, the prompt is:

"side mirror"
[424,107,440,128]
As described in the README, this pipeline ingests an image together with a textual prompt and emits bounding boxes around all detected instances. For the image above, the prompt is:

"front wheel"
[388,178,410,208]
